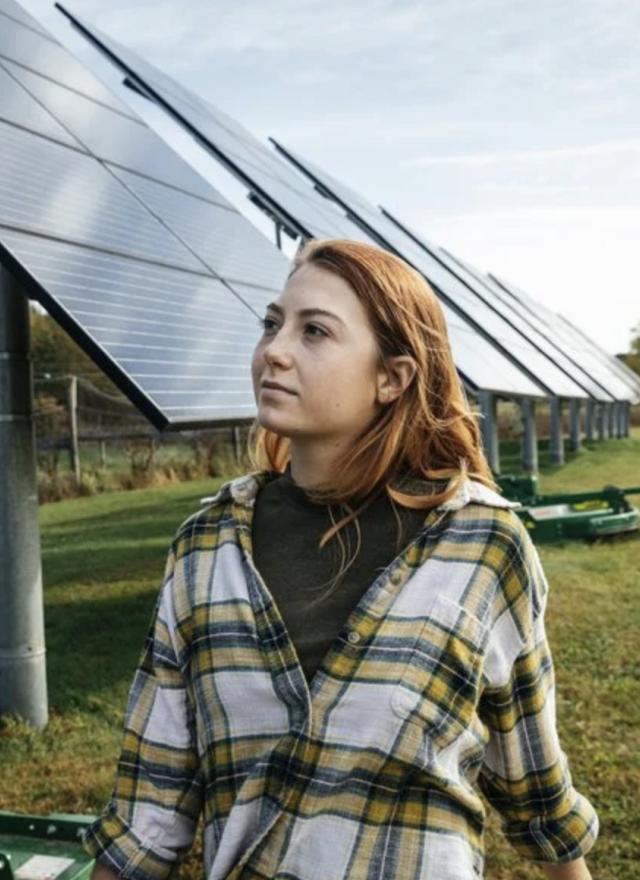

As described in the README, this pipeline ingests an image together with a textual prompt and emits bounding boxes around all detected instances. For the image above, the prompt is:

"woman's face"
[251,262,385,444]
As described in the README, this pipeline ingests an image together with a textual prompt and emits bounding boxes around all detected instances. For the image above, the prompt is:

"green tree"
[30,307,117,393]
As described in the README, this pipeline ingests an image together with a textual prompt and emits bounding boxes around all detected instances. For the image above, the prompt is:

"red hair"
[247,239,494,574]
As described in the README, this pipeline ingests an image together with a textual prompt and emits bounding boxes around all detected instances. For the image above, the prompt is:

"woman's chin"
[256,411,297,435]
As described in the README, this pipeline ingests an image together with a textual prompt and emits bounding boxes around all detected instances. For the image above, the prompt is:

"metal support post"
[623,402,631,437]
[549,397,565,465]
[585,399,595,442]
[608,401,617,438]
[0,265,48,728]
[596,402,606,440]
[519,397,538,474]
[67,374,80,484]
[477,390,500,474]
[568,399,582,452]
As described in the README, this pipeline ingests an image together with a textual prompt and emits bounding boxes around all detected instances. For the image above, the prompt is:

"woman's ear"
[377,355,417,404]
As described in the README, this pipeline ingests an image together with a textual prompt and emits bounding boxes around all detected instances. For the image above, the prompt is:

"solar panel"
[0,8,290,429]
[270,140,591,402]
[378,218,615,403]
[55,4,366,242]
[55,5,548,401]
[490,274,640,404]
[440,250,633,403]
[1,0,51,38]
[554,314,640,402]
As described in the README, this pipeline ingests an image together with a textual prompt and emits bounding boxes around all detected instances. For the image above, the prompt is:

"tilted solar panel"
[270,140,591,402]
[0,7,290,429]
[378,217,615,402]
[55,4,548,401]
[489,274,640,405]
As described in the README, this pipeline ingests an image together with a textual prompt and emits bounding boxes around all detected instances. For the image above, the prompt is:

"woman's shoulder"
[437,477,537,564]
[171,470,275,550]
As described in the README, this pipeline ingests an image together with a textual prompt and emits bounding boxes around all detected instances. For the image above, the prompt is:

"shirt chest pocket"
[389,595,489,752]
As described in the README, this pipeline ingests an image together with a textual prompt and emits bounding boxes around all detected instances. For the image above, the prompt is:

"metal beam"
[0,265,48,729]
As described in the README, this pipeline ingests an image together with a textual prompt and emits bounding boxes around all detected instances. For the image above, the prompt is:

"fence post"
[67,374,80,484]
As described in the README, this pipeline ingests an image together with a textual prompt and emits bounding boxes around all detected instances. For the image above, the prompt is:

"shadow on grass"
[44,588,161,715]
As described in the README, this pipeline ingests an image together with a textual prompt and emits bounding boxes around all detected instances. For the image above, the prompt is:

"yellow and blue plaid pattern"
[81,472,598,880]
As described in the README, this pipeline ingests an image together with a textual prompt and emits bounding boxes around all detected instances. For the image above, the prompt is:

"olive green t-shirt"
[252,464,431,685]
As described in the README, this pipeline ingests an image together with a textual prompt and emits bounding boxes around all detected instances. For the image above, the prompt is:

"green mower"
[497,475,640,543]
[0,812,95,880]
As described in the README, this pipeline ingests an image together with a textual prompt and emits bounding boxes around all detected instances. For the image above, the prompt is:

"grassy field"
[1,433,639,878]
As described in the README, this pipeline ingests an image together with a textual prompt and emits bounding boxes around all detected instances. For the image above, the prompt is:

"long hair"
[247,239,495,595]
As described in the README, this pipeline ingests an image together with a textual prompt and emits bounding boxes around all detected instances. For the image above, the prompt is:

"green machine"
[497,475,640,543]
[0,812,96,880]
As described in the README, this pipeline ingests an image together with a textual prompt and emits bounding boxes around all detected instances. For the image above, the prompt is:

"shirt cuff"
[81,801,180,880]
[502,790,600,864]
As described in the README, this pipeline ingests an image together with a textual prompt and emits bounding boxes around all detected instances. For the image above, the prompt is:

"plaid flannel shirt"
[81,471,599,880]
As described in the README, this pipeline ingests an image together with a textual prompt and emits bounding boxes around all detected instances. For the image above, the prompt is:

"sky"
[21,0,640,355]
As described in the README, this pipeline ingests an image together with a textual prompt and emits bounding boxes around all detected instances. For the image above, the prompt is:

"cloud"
[409,140,640,167]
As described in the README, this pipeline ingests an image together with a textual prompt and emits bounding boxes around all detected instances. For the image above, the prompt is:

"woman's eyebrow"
[265,302,345,326]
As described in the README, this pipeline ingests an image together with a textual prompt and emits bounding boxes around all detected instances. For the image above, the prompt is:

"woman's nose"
[263,334,293,367]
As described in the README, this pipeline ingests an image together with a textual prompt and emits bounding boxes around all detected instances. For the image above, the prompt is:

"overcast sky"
[22,0,640,354]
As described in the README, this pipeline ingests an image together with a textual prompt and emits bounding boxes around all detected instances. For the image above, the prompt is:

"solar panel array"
[488,273,640,405]
[57,4,557,401]
[271,141,625,406]
[0,0,291,429]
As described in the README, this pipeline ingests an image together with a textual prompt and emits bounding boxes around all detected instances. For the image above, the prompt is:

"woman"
[83,240,599,880]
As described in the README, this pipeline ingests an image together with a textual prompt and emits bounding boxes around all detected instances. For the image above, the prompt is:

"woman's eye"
[258,317,277,332]
[257,318,327,339]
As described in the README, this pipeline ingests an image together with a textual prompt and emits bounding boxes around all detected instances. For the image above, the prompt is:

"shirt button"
[347,630,361,645]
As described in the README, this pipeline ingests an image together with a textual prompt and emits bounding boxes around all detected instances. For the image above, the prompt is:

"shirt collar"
[200,470,519,511]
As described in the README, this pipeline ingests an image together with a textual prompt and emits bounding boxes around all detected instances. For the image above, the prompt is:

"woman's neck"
[287,438,350,491]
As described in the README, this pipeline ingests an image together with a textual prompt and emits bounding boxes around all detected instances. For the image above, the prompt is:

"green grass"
[1,438,639,879]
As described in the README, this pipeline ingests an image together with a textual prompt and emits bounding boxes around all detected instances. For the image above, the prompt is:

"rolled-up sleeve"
[81,541,203,880]
[477,527,599,863]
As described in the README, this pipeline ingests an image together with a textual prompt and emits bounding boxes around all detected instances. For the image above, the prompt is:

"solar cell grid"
[6,60,216,200]
[0,61,83,147]
[0,0,53,39]
[0,15,133,114]
[0,4,292,428]
[1,230,269,426]
[55,6,374,241]
[0,121,205,269]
